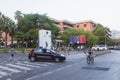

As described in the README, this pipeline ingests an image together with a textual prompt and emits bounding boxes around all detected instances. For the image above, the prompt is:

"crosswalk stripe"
[24,61,42,66]
[0,70,8,76]
[0,75,3,78]
[16,63,40,68]
[45,63,55,65]
[0,66,21,73]
[24,61,50,67]
[40,64,48,67]
[6,64,31,70]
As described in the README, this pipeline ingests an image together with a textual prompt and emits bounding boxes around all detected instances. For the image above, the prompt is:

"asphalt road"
[0,50,120,80]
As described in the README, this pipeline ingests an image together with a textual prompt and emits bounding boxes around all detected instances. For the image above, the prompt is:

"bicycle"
[87,54,94,64]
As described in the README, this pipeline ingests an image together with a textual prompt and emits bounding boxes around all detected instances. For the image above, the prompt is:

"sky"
[0,0,120,31]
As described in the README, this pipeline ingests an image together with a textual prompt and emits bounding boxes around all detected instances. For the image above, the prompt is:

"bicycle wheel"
[87,57,90,64]
[91,57,94,63]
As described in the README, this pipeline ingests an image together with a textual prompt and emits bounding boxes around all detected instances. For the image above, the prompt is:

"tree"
[14,10,23,21]
[92,24,111,45]
[1,16,11,47]
[9,21,16,47]
[14,31,24,48]
[24,29,38,47]
[0,13,16,48]
[15,13,60,47]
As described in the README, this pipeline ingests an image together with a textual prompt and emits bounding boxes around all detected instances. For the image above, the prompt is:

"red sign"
[78,35,86,44]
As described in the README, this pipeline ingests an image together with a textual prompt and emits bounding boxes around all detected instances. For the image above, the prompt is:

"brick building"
[73,20,96,32]
[0,31,11,47]
[51,18,96,33]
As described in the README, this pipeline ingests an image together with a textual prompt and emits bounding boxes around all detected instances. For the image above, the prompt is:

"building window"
[77,25,79,28]
[93,24,96,27]
[84,23,87,27]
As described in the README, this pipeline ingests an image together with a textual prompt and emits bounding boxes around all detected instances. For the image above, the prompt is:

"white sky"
[0,0,120,31]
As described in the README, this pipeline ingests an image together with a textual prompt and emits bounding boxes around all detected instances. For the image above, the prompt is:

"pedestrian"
[77,46,80,51]
[9,47,15,61]
[66,47,70,55]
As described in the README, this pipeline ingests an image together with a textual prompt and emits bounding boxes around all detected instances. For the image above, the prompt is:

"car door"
[33,48,43,59]
[41,49,53,60]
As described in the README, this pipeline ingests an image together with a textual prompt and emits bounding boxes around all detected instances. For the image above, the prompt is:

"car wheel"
[30,57,35,62]
[54,57,60,62]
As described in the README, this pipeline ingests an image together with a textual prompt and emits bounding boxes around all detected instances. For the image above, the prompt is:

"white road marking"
[24,61,42,66]
[40,64,48,67]
[45,63,54,65]
[6,64,31,70]
[40,71,54,76]
[24,61,48,67]
[26,64,74,80]
[16,63,40,68]
[0,66,21,73]
[0,70,8,76]
[0,75,3,78]
[54,67,65,71]
[6,78,12,80]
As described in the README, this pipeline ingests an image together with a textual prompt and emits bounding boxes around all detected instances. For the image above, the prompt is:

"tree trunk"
[5,32,8,48]
[11,34,14,47]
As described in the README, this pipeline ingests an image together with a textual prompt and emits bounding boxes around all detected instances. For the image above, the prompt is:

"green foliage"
[0,12,16,48]
[15,12,60,47]
[15,31,24,39]
[92,23,112,45]
[25,29,38,39]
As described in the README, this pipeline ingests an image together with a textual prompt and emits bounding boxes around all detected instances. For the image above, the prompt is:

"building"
[50,18,73,33]
[51,18,96,33]
[0,31,11,47]
[73,20,96,32]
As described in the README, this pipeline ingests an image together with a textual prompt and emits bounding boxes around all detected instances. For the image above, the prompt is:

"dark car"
[28,47,66,62]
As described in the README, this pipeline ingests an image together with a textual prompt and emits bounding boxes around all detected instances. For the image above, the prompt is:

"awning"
[55,40,63,42]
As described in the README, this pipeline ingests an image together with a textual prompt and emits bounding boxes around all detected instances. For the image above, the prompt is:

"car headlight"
[60,54,65,57]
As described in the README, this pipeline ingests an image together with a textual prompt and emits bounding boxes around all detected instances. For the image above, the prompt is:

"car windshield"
[46,49,56,53]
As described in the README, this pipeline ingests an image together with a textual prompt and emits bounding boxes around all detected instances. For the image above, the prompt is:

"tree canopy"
[15,12,60,47]
[92,23,111,45]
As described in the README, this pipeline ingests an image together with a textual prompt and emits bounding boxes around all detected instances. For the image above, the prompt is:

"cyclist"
[86,46,94,63]
[88,47,93,57]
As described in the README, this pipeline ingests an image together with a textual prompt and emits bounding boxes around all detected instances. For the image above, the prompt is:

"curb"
[94,50,111,57]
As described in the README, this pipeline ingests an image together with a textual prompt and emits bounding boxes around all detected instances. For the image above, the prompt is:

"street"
[0,50,120,80]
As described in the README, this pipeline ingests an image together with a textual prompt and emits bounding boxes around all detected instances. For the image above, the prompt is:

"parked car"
[28,47,66,62]
[92,45,108,51]
[112,46,120,50]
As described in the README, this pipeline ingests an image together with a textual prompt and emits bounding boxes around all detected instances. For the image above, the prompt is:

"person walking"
[9,47,15,61]
[77,46,80,51]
